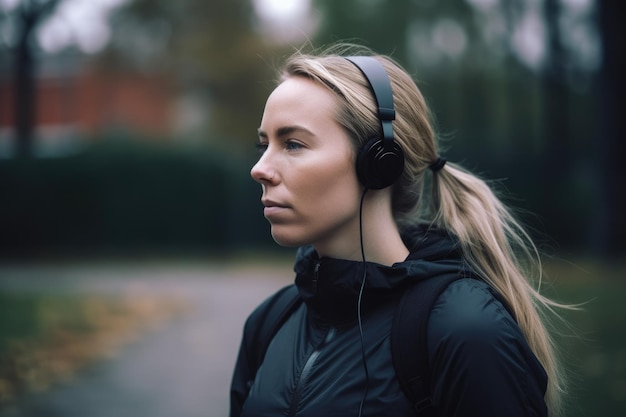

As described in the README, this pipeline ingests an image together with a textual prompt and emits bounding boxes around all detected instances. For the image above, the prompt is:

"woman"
[230,44,567,417]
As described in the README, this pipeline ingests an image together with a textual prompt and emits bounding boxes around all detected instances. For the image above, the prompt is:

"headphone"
[345,56,405,190]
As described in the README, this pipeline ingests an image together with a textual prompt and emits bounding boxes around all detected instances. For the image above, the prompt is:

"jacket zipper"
[287,326,336,417]
[311,260,320,294]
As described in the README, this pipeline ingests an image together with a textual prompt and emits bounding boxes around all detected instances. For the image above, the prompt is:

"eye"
[285,140,303,151]
[255,141,268,154]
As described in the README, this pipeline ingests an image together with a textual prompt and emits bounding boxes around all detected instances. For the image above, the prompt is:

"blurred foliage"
[97,0,282,146]
[0,291,188,406]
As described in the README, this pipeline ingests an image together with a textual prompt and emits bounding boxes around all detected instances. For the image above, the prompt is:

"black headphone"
[345,56,405,190]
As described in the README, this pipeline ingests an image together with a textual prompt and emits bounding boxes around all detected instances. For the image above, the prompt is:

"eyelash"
[255,142,268,154]
[255,140,302,153]
[285,141,303,151]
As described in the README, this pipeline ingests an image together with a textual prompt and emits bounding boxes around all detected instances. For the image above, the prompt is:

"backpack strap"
[391,273,463,415]
[231,284,302,417]
[247,284,302,378]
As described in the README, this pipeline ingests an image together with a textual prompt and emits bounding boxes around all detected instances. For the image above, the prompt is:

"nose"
[250,151,275,184]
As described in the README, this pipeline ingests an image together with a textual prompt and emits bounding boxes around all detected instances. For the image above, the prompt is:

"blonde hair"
[280,43,568,415]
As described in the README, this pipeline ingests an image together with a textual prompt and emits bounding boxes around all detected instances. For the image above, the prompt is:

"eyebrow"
[257,125,314,139]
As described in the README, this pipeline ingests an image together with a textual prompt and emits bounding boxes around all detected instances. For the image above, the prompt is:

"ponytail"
[429,162,567,416]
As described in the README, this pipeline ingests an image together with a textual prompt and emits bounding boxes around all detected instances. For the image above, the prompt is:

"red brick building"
[0,51,177,156]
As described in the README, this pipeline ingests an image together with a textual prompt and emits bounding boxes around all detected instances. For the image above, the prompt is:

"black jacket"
[230,227,548,417]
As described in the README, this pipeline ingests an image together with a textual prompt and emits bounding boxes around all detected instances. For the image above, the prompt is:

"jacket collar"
[293,224,464,324]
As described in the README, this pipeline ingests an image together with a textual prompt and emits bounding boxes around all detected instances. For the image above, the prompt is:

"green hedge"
[0,141,274,258]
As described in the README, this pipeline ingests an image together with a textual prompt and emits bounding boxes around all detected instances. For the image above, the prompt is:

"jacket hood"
[294,224,466,323]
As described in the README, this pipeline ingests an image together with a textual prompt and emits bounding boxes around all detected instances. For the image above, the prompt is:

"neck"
[314,189,409,266]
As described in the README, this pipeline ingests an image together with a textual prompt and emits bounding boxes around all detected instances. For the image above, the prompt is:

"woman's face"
[251,76,363,253]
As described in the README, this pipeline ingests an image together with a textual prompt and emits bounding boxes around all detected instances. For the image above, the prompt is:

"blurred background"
[0,0,623,416]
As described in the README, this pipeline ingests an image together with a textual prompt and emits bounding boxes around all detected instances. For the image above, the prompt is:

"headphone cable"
[357,188,370,417]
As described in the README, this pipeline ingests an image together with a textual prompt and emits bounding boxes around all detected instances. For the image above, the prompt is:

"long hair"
[280,43,569,416]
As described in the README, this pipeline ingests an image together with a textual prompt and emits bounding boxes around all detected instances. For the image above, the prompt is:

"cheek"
[297,155,361,212]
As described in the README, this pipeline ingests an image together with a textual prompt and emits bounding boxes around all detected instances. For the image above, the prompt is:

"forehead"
[262,76,339,124]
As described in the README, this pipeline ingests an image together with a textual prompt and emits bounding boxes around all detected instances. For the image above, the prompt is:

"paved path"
[0,260,293,417]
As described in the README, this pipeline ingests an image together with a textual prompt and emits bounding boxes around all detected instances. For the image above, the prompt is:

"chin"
[271,234,305,248]
[270,227,311,248]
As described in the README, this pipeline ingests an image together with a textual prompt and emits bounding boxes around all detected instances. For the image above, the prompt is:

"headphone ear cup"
[356,137,405,190]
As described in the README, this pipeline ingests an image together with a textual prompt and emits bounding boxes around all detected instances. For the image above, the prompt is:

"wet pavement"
[0,260,293,417]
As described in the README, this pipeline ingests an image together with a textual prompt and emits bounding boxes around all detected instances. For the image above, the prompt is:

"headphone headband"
[345,56,395,144]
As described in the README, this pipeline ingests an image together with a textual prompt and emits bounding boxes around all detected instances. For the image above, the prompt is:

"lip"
[262,199,290,218]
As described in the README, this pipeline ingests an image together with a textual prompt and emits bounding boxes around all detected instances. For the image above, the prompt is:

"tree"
[539,0,575,244]
[3,0,61,158]
[593,0,625,258]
